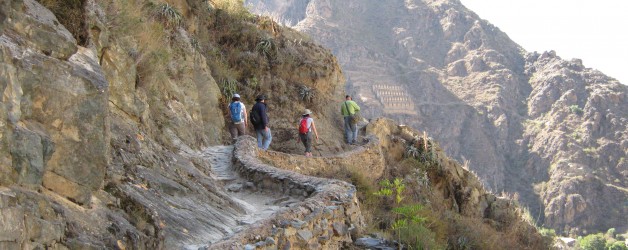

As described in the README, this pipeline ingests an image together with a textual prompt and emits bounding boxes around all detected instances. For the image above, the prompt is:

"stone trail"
[189,145,303,248]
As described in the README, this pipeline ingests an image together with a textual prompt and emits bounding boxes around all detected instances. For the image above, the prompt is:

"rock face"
[0,0,352,248]
[1,0,108,205]
[246,0,628,234]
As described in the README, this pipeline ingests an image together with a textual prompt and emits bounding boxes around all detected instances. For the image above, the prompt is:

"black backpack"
[250,107,261,126]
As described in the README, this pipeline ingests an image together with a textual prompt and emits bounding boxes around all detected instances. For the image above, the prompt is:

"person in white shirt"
[228,93,247,141]
[296,109,319,157]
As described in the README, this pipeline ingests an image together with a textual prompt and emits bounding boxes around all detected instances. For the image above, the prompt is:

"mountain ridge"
[246,0,628,234]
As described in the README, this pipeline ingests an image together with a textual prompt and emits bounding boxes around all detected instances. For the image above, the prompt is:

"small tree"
[374,178,443,249]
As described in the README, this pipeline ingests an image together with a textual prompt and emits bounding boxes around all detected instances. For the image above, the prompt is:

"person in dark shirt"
[251,95,272,150]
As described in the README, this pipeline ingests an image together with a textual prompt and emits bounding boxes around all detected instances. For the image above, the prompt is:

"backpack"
[250,107,261,126]
[299,118,309,134]
[229,102,242,122]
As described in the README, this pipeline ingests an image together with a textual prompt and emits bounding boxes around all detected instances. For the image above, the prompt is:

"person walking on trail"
[296,109,319,157]
[228,94,247,142]
[341,95,360,145]
[250,95,272,150]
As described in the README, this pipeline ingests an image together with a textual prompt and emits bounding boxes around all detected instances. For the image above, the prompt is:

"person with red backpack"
[296,109,319,157]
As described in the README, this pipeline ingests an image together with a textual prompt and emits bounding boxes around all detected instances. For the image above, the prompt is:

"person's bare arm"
[243,106,248,128]
[296,119,301,142]
[312,121,319,141]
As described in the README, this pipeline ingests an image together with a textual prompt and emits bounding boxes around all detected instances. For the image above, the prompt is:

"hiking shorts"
[299,132,312,153]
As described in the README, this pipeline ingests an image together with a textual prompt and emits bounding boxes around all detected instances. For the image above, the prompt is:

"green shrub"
[374,179,445,249]
[578,233,607,250]
[397,220,444,250]
[583,147,598,155]
[607,228,617,238]
[538,227,556,245]
[569,104,584,115]
[607,241,628,250]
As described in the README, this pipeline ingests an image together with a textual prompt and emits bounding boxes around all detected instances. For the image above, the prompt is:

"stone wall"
[258,135,385,180]
[209,136,365,249]
[372,84,417,115]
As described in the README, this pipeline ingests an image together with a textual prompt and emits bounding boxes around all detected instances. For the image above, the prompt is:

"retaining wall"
[258,135,386,180]
[209,136,365,249]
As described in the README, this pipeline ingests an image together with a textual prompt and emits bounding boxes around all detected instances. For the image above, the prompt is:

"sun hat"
[233,93,240,98]
[303,109,312,115]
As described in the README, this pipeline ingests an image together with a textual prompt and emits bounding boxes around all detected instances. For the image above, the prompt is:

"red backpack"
[299,118,309,134]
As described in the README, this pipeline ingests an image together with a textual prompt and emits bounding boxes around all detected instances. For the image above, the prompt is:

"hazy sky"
[460,0,627,84]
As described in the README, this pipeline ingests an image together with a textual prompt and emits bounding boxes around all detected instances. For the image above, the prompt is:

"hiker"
[250,94,272,150]
[228,93,247,141]
[296,109,319,157]
[341,95,360,144]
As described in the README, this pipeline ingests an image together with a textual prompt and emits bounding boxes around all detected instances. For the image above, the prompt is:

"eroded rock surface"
[1,0,108,205]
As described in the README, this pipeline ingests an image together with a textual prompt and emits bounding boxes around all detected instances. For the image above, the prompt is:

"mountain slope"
[247,0,628,234]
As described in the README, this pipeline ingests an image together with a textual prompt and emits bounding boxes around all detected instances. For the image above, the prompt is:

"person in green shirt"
[341,95,360,144]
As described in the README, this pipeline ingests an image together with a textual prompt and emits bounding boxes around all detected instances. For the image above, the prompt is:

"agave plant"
[156,3,183,28]
[298,85,316,103]
[405,144,420,159]
[220,78,238,99]
[256,37,277,58]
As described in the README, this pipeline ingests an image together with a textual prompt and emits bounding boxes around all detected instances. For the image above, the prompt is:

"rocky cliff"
[0,0,346,248]
[246,0,628,234]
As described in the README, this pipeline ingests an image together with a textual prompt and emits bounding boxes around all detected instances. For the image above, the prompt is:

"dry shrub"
[100,0,172,89]
[211,0,252,20]
[444,207,546,250]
